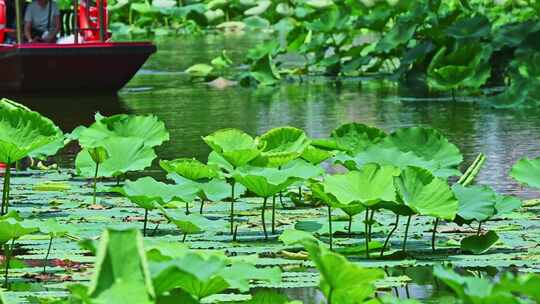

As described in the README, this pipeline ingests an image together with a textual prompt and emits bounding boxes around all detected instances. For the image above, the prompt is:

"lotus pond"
[1,33,540,304]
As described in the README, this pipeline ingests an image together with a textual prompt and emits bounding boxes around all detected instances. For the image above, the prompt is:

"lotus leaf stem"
[143,209,149,237]
[92,162,99,205]
[380,215,400,257]
[1,162,11,215]
[327,205,333,251]
[279,191,285,208]
[432,218,439,253]
[327,287,333,304]
[230,181,235,236]
[272,196,276,234]
[182,232,187,242]
[185,202,190,215]
[402,215,413,252]
[261,197,268,240]
[347,214,353,238]
[477,222,482,236]
[43,236,53,273]
[151,223,160,236]
[3,239,15,288]
[298,186,302,202]
[368,209,375,242]
[199,199,205,214]
[364,209,370,259]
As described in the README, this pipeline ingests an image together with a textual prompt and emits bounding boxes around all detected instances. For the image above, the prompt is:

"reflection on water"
[7,34,540,199]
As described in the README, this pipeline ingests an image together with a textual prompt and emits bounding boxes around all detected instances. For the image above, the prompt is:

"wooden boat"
[0,0,156,93]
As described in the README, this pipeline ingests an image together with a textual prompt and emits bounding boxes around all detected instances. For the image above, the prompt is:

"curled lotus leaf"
[160,158,219,181]
[322,163,399,207]
[0,98,63,163]
[254,126,311,167]
[203,129,263,168]
[330,122,386,154]
[394,167,458,220]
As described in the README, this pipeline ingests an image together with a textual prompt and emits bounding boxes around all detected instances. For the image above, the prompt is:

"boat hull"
[0,42,156,92]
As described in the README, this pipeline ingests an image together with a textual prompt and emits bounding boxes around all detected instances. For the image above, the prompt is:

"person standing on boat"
[23,0,59,43]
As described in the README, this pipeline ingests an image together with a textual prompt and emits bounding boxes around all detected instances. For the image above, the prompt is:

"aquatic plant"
[111,177,199,236]
[157,205,225,242]
[0,99,64,215]
[203,128,262,236]
[0,212,38,286]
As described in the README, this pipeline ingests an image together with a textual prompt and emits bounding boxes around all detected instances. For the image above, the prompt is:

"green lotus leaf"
[254,126,311,167]
[331,122,386,154]
[157,205,225,234]
[207,151,235,173]
[300,240,384,304]
[281,158,325,181]
[160,158,219,181]
[150,252,281,300]
[0,212,39,244]
[394,167,458,220]
[433,265,493,300]
[0,98,63,163]
[445,15,491,39]
[338,145,459,178]
[494,195,522,216]
[88,229,155,302]
[167,173,245,202]
[375,19,417,54]
[301,144,333,164]
[279,228,321,246]
[233,165,298,198]
[185,63,214,78]
[322,164,399,207]
[452,184,497,223]
[203,129,262,168]
[382,127,463,177]
[304,0,334,9]
[310,181,366,216]
[75,137,157,178]
[110,177,199,210]
[33,218,77,238]
[244,0,271,16]
[460,230,499,255]
[427,44,492,91]
[76,112,169,149]
[510,157,540,189]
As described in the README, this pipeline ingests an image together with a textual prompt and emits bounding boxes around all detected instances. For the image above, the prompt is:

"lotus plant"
[111,177,199,236]
[203,128,263,237]
[0,99,64,215]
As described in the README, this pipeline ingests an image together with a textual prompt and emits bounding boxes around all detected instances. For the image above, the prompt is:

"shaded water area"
[3,34,540,302]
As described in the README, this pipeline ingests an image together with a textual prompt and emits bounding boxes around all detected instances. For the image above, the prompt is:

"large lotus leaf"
[494,195,522,216]
[445,15,491,39]
[322,164,399,207]
[160,158,219,181]
[330,122,386,154]
[76,113,169,149]
[157,206,225,234]
[336,145,458,178]
[167,173,245,202]
[0,99,63,163]
[233,166,298,198]
[394,167,458,220]
[301,145,332,164]
[150,252,280,299]
[281,159,325,181]
[299,240,384,304]
[89,229,155,302]
[381,127,463,177]
[0,212,39,244]
[510,157,540,189]
[254,127,311,167]
[452,184,497,223]
[427,45,492,90]
[203,129,262,168]
[111,177,199,210]
[75,137,156,178]
[375,19,417,53]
